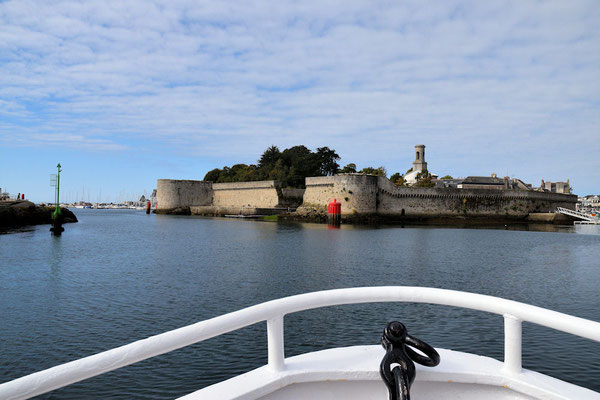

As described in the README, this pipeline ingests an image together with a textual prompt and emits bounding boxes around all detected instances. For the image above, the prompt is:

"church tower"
[412,144,427,172]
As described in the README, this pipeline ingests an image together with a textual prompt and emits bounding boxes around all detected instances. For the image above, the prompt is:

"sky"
[1,0,599,203]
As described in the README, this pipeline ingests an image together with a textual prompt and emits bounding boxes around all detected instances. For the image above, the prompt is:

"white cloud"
[0,0,599,191]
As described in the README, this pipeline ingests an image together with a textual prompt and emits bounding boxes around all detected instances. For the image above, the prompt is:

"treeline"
[203,145,438,188]
[204,145,390,188]
[204,145,340,188]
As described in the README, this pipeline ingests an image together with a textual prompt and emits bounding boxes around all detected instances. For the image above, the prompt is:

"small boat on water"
[1,287,599,399]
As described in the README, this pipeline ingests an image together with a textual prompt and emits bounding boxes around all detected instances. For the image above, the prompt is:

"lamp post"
[50,163,64,235]
[52,163,62,219]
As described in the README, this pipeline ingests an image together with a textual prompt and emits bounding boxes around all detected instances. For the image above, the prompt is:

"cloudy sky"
[1,0,599,202]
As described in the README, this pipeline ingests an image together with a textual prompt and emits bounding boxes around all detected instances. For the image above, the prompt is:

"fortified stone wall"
[302,174,378,214]
[212,181,281,208]
[300,174,577,219]
[156,179,212,213]
[280,188,305,208]
[376,176,576,218]
[157,179,304,214]
[159,175,577,220]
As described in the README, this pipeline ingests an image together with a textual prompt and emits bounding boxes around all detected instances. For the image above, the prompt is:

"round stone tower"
[412,144,427,172]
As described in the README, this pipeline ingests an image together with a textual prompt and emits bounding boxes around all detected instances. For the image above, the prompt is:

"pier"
[556,207,600,224]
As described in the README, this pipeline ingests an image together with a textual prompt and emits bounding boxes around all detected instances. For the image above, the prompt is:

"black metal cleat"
[380,321,440,400]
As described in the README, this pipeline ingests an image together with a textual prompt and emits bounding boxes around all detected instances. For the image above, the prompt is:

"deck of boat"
[183,345,596,400]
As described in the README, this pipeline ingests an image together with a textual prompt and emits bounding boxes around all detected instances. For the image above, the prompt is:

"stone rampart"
[299,174,577,221]
[156,179,212,213]
[302,175,378,214]
[280,188,305,208]
[213,181,281,208]
[157,179,304,214]
[376,176,576,218]
[159,174,577,222]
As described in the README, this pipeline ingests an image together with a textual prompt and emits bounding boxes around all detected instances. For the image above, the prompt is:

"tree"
[340,163,357,173]
[389,172,406,187]
[395,176,407,186]
[217,166,232,182]
[204,145,343,188]
[281,145,316,187]
[414,176,435,187]
[414,169,435,187]
[268,159,289,184]
[204,168,222,182]
[360,166,387,177]
[440,175,453,180]
[231,164,257,182]
[315,147,340,176]
[258,146,281,169]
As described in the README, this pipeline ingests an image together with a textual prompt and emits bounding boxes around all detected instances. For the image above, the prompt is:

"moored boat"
[1,287,599,399]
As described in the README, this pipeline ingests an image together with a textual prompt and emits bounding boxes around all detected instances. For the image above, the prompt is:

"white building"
[405,144,437,185]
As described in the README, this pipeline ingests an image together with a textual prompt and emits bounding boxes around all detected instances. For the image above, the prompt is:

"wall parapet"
[306,183,334,188]
[213,181,278,191]
[376,187,577,202]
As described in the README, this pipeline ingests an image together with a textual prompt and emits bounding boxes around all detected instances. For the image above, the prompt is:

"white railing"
[1,286,599,400]
[556,207,598,222]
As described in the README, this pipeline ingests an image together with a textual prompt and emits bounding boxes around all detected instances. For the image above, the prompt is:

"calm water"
[1,209,599,398]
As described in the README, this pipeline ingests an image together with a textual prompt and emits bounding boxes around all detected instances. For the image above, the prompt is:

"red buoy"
[328,198,341,226]
[146,201,151,214]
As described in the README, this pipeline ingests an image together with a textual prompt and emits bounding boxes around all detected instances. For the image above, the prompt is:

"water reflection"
[0,210,599,399]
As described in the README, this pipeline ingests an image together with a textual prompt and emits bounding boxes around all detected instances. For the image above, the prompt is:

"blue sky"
[1,0,599,203]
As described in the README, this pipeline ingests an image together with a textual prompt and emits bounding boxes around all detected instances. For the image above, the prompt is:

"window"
[416,152,420,160]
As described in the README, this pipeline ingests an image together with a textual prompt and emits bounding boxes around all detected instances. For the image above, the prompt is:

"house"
[456,176,506,190]
[540,180,571,194]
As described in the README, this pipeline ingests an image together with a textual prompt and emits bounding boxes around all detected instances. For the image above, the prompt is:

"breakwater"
[0,200,77,229]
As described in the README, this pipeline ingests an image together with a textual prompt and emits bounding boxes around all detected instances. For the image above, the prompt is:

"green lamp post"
[52,163,62,220]
[50,163,64,235]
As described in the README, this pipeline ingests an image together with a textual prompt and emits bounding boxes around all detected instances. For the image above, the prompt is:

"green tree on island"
[203,145,444,189]
[203,145,340,188]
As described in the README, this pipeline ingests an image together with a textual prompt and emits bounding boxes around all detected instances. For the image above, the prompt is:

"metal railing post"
[503,314,522,374]
[267,316,285,372]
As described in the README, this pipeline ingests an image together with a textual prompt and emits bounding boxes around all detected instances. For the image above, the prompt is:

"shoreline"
[0,200,78,230]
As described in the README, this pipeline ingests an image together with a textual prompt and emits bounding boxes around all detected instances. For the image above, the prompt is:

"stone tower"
[412,144,427,172]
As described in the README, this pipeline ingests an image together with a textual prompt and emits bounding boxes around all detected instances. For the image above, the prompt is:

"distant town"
[0,190,157,210]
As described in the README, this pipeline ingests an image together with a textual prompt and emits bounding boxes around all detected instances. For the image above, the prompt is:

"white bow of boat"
[1,286,599,399]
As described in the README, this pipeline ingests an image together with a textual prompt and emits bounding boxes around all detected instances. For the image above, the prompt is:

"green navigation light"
[52,163,62,219]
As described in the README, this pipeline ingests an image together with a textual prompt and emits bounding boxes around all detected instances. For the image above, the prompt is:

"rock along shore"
[279,206,575,226]
[0,200,78,229]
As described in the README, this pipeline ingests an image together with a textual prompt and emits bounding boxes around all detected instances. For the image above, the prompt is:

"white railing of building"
[556,207,597,222]
[1,286,599,400]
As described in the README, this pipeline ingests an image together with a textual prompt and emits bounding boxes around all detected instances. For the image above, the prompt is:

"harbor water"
[1,209,599,398]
